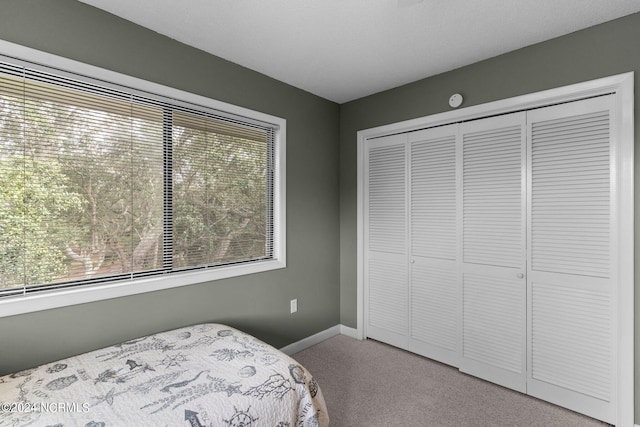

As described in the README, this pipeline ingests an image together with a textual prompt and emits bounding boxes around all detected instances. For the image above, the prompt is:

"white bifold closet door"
[526,95,616,423]
[458,112,527,393]
[364,94,619,424]
[364,134,409,349]
[364,125,459,367]
[408,125,459,366]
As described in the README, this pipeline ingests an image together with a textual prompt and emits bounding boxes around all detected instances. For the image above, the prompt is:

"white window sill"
[0,259,285,318]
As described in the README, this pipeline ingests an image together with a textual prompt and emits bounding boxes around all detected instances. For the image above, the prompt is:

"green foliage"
[0,156,81,287]
[172,127,267,267]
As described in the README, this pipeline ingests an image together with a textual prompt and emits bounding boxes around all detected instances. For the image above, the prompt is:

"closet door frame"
[356,72,633,426]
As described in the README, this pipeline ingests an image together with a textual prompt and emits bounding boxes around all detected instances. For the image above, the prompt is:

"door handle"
[517,273,524,279]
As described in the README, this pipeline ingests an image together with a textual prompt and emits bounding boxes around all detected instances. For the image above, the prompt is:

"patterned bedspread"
[0,323,329,427]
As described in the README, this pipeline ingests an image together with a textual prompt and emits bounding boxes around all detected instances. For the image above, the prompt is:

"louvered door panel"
[459,112,526,392]
[531,111,610,277]
[410,129,457,260]
[368,141,407,255]
[364,134,409,349]
[368,254,408,336]
[408,125,458,366]
[463,272,524,374]
[531,281,611,401]
[527,95,615,423]
[411,261,456,351]
[463,124,523,267]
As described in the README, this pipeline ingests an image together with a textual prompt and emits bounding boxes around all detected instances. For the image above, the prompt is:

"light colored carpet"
[293,334,609,427]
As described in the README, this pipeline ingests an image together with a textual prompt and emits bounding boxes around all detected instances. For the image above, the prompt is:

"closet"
[361,77,633,426]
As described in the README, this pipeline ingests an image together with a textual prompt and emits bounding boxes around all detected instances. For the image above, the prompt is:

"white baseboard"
[280,324,360,355]
[280,325,341,355]
[339,324,359,339]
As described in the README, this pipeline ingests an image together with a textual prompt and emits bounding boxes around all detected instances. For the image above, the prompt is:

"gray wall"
[339,12,640,419]
[0,0,340,374]
[1,0,639,421]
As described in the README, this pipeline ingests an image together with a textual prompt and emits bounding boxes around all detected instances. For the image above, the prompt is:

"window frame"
[0,40,286,317]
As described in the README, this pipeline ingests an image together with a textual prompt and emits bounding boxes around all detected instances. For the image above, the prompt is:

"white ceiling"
[78,0,640,104]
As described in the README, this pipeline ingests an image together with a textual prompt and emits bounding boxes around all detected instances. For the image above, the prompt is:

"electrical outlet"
[290,299,298,314]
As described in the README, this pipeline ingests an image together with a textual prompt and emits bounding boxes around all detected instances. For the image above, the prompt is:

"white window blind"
[0,60,278,297]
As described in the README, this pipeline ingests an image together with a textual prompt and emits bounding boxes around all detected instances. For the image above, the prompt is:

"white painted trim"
[280,325,341,355]
[0,260,286,317]
[356,72,634,426]
[281,324,363,356]
[615,72,635,427]
[358,73,632,141]
[339,325,360,339]
[356,125,366,341]
[0,39,287,317]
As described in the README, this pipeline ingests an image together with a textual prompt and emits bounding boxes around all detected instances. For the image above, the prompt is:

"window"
[0,44,285,313]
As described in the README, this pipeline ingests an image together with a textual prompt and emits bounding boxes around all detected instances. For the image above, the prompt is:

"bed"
[0,323,329,427]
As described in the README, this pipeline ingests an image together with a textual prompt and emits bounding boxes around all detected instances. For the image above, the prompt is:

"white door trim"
[356,72,634,426]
